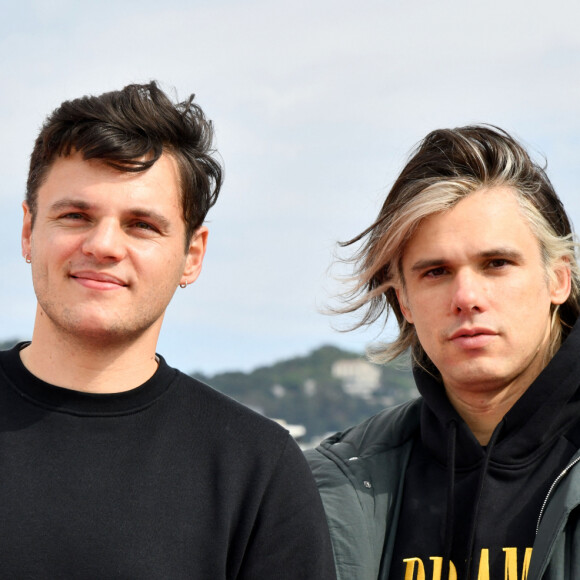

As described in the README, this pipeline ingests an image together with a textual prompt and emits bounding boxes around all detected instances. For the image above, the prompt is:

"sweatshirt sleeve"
[237,434,337,580]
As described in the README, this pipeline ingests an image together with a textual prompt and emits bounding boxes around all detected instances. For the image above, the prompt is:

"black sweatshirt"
[0,345,336,579]
[389,320,580,580]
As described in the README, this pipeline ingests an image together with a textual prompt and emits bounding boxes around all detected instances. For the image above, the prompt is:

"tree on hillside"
[192,345,416,439]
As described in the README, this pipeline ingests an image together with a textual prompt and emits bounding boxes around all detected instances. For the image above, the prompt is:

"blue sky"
[1,0,580,374]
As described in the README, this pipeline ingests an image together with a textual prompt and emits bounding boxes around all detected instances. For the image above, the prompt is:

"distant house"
[331,359,381,399]
[273,419,307,440]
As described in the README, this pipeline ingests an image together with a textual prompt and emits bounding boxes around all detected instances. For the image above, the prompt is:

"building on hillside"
[331,358,381,399]
[274,419,307,440]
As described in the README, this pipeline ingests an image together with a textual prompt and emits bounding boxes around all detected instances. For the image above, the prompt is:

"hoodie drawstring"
[443,419,457,572]
[463,424,502,580]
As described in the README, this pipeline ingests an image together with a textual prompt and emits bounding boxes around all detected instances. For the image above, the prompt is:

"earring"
[179,282,187,289]
[25,255,31,264]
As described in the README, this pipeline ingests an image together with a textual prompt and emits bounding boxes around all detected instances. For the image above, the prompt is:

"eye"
[131,221,159,233]
[424,267,447,278]
[487,259,511,269]
[61,212,86,220]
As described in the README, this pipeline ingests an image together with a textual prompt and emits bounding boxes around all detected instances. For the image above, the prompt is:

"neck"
[22,314,161,394]
[441,335,553,445]
[447,397,507,446]
[445,381,534,445]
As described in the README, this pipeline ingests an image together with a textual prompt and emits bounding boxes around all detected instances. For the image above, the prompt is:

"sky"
[1,0,580,374]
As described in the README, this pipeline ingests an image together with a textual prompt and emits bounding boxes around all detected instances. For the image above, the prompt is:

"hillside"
[192,345,417,444]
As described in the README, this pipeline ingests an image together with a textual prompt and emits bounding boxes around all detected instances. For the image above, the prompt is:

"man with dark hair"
[2,81,336,578]
[307,125,580,579]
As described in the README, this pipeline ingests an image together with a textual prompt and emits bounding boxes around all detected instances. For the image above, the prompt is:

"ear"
[395,287,414,324]
[21,202,32,260]
[180,226,209,287]
[549,258,572,306]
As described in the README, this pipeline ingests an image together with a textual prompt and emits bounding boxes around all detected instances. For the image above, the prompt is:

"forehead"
[401,187,542,266]
[36,152,182,213]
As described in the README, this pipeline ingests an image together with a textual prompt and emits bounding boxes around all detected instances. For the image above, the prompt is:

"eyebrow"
[409,248,526,272]
[49,198,173,232]
[49,198,91,212]
[129,208,172,232]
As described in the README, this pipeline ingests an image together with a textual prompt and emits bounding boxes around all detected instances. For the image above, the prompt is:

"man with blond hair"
[308,126,580,580]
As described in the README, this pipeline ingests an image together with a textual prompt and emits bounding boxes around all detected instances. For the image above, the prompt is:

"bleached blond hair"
[338,125,579,372]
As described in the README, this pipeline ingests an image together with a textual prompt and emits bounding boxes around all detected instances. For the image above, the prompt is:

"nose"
[451,269,486,314]
[81,219,127,262]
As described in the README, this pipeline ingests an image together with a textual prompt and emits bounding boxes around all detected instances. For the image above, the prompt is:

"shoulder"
[305,397,421,501]
[304,399,422,579]
[174,370,276,422]
[308,397,422,466]
[168,367,293,458]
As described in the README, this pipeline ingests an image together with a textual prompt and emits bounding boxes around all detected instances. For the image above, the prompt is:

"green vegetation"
[192,345,417,442]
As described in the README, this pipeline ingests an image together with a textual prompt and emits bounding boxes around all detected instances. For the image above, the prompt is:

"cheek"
[409,310,442,354]
[404,290,442,328]
[32,231,75,256]
[413,316,438,345]
[140,251,186,283]
[503,277,552,321]
[407,297,450,353]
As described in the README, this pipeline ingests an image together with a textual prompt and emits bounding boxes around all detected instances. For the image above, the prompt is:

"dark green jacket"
[306,398,580,580]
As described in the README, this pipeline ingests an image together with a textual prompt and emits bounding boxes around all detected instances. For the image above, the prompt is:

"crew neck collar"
[0,342,177,416]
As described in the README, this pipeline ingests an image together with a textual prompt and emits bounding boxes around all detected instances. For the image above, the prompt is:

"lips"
[449,327,495,340]
[449,327,497,349]
[70,271,127,290]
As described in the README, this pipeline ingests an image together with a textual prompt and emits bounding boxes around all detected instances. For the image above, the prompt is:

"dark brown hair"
[26,81,223,244]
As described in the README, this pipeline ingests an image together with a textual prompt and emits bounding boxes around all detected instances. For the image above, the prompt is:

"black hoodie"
[389,320,580,579]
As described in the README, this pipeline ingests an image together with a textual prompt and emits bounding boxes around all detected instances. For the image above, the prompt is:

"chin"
[55,315,147,344]
[442,362,510,390]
